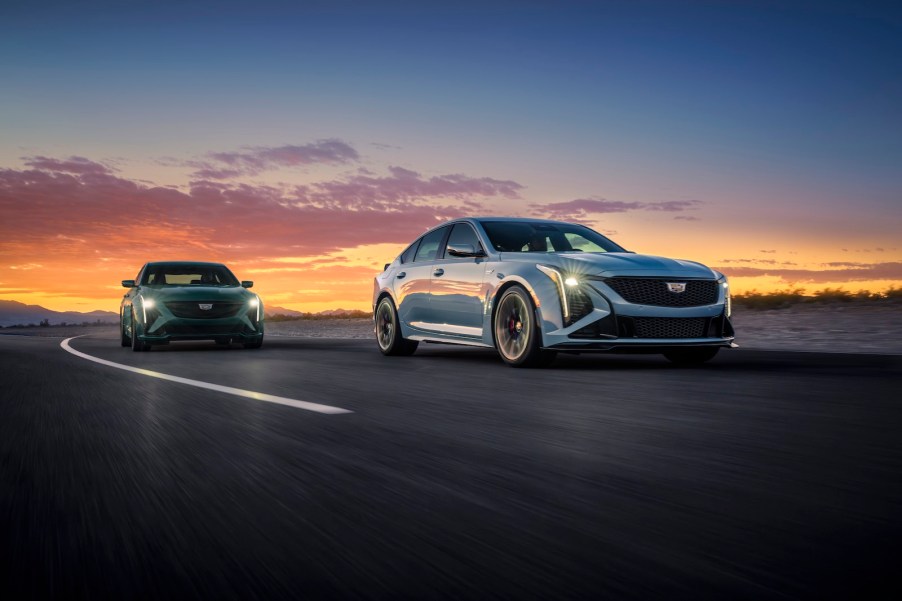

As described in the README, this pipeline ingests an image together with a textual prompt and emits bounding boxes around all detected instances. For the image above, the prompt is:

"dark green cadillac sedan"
[120,261,264,351]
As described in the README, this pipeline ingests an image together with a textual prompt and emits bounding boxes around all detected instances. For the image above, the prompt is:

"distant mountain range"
[266,306,368,318]
[0,300,118,327]
[265,305,306,317]
[0,301,365,327]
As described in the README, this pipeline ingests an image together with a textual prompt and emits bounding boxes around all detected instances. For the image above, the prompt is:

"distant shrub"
[811,288,855,303]
[734,286,902,310]
[733,288,807,310]
[266,310,372,322]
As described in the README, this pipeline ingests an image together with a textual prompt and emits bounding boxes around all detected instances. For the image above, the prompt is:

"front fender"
[482,268,565,348]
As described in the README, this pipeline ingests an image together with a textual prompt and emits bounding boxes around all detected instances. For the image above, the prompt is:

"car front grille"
[165,301,245,318]
[604,278,718,307]
[632,317,707,339]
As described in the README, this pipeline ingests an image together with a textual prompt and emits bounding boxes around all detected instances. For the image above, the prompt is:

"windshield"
[141,264,240,286]
[479,221,626,253]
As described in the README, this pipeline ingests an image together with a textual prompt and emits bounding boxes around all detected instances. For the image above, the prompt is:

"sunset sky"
[1,0,900,313]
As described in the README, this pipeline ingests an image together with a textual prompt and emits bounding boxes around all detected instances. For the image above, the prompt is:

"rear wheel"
[493,286,556,367]
[375,297,418,356]
[131,309,151,352]
[663,347,719,365]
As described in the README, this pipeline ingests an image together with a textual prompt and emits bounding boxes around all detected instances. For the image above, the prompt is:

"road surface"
[1,334,900,599]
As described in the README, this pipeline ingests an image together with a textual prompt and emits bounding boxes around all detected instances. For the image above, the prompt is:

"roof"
[144,261,230,267]
[470,216,568,223]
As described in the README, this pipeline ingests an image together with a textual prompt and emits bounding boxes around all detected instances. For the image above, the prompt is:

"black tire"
[215,338,231,346]
[243,338,263,349]
[120,310,130,347]
[493,286,556,367]
[131,309,151,352]
[375,297,418,356]
[663,347,720,365]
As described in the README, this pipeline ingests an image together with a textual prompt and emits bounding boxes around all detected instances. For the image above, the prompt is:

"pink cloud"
[0,158,522,264]
[299,166,523,208]
[191,139,361,178]
[530,197,701,220]
[22,156,113,175]
[642,200,702,212]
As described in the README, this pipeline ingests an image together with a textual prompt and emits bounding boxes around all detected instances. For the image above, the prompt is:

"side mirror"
[121,280,136,288]
[447,243,486,258]
[241,280,254,288]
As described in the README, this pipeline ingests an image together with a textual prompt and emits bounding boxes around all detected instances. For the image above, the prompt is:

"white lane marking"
[60,336,352,415]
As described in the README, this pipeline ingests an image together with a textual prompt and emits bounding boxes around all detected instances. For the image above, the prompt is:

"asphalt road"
[1,333,900,600]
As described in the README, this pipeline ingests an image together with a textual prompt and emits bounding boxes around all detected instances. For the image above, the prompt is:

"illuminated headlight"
[716,273,731,318]
[138,296,154,323]
[564,276,580,287]
[249,295,262,321]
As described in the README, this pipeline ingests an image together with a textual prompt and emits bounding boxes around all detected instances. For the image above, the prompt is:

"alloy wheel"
[495,291,531,362]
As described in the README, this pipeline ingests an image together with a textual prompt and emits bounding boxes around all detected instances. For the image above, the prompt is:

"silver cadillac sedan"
[373,217,735,367]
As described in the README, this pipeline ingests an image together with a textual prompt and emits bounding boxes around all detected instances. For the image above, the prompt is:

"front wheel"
[493,286,556,367]
[663,347,719,365]
[243,338,263,349]
[131,310,151,352]
[375,297,418,356]
[120,310,130,347]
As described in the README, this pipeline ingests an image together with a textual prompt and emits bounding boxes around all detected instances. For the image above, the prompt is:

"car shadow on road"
[410,345,901,373]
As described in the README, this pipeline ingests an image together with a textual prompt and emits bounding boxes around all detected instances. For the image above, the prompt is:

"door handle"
[396,272,406,279]
[433,268,445,277]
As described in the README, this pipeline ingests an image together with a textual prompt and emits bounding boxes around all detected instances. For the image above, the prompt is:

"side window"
[400,240,420,264]
[445,223,483,257]
[413,226,449,262]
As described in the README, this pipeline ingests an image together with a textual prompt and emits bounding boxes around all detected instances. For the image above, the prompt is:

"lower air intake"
[633,317,706,339]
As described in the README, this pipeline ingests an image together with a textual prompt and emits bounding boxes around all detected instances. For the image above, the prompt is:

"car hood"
[140,285,255,302]
[500,252,719,279]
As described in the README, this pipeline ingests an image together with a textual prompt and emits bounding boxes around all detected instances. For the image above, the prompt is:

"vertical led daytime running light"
[536,265,570,323]
[717,275,731,318]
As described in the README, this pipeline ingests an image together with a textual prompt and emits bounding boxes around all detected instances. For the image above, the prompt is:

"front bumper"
[138,316,264,344]
[538,279,735,353]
